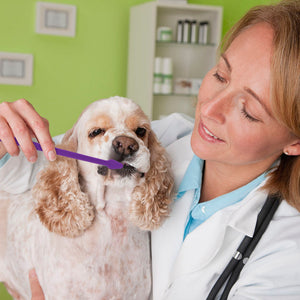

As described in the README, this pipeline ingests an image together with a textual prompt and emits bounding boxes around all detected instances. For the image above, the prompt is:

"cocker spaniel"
[0,96,174,299]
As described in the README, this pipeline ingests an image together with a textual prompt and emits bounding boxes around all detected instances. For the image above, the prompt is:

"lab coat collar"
[227,180,269,237]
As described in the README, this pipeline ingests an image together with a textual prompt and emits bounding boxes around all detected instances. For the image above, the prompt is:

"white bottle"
[153,57,163,94]
[176,20,183,43]
[198,21,209,44]
[183,20,191,43]
[190,20,197,44]
[161,58,173,94]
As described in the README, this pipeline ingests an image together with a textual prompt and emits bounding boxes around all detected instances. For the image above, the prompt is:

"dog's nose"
[112,136,139,158]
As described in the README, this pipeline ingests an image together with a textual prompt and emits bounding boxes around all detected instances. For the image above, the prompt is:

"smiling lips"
[198,121,224,143]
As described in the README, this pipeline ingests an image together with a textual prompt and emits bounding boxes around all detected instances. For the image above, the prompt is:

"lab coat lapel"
[151,135,194,300]
[170,207,229,280]
[170,183,269,281]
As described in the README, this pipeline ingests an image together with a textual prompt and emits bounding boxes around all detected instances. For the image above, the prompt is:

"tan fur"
[33,151,95,238]
[130,131,174,230]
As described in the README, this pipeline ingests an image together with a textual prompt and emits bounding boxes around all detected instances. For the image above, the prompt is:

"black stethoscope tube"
[206,194,281,300]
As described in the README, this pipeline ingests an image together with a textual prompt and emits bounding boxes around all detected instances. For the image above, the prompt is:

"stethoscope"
[206,193,281,300]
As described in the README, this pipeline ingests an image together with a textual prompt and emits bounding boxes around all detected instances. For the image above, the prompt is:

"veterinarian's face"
[191,23,295,168]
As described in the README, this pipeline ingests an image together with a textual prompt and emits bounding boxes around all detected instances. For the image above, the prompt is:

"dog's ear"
[129,130,174,230]
[33,127,95,238]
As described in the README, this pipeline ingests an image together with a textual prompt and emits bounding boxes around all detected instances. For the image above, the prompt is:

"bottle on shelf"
[153,57,163,94]
[198,21,209,44]
[183,20,191,43]
[161,57,173,94]
[190,20,197,44]
[176,20,183,43]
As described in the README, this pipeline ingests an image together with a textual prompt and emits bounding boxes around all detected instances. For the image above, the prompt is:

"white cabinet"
[126,1,223,120]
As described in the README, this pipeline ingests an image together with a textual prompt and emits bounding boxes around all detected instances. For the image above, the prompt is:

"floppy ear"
[32,128,95,238]
[129,130,174,230]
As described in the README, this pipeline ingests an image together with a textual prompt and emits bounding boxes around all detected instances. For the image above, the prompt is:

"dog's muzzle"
[97,135,144,178]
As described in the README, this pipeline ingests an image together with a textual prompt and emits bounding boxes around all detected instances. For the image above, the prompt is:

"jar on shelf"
[157,26,173,42]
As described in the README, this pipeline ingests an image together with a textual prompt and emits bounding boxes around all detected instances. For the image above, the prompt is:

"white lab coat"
[1,113,300,299]
[152,133,300,299]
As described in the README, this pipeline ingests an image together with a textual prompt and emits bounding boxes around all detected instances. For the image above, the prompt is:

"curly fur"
[33,148,95,238]
[130,131,174,230]
[0,96,174,299]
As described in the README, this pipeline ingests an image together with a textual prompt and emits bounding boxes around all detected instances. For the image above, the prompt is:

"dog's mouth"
[97,163,144,178]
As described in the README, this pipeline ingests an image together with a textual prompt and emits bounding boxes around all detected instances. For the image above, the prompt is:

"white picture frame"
[0,52,33,86]
[36,2,77,37]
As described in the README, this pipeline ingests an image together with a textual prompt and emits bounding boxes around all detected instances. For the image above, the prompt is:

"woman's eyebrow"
[221,54,232,72]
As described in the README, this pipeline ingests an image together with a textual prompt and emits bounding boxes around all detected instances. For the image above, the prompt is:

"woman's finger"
[0,116,20,157]
[28,269,45,300]
[0,99,56,162]
[13,100,56,161]
[0,101,38,162]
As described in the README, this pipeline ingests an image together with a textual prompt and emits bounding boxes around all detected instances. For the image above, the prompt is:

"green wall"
[0,0,270,299]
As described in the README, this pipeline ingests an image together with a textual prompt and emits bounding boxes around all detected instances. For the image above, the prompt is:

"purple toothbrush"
[0,138,123,170]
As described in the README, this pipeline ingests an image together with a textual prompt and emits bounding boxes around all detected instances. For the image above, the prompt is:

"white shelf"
[126,2,223,120]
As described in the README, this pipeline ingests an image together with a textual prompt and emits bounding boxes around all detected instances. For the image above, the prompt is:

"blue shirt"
[176,155,267,240]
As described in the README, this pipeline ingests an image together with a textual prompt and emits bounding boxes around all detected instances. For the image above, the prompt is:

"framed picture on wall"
[0,52,33,86]
[36,2,77,37]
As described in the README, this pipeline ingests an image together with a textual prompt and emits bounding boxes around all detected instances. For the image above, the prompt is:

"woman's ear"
[33,127,95,238]
[129,130,174,230]
[283,139,300,156]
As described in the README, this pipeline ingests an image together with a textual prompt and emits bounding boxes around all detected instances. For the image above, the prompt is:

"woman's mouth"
[198,121,224,143]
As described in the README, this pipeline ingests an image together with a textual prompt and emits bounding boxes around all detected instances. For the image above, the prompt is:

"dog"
[0,96,174,299]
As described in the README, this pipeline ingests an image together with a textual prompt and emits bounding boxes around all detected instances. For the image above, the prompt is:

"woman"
[1,0,300,299]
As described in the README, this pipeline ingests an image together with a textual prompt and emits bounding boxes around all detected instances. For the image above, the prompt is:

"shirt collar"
[176,155,204,200]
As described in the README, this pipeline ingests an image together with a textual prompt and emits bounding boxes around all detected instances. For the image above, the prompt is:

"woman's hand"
[0,99,56,162]
[29,269,45,300]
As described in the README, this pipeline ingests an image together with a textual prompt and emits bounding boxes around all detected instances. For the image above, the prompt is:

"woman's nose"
[200,92,232,124]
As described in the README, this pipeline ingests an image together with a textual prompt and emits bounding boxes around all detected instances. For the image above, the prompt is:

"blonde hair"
[221,0,300,209]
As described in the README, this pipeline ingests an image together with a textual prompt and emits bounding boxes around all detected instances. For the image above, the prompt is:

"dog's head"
[70,97,152,187]
[33,97,174,237]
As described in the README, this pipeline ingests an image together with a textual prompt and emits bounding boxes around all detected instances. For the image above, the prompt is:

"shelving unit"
[126,1,223,120]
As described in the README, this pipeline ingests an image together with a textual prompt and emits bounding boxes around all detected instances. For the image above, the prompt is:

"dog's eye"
[135,127,146,138]
[88,128,105,138]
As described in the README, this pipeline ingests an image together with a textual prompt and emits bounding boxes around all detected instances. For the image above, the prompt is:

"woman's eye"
[213,72,226,83]
[241,108,259,122]
[135,127,146,138]
[88,128,105,138]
